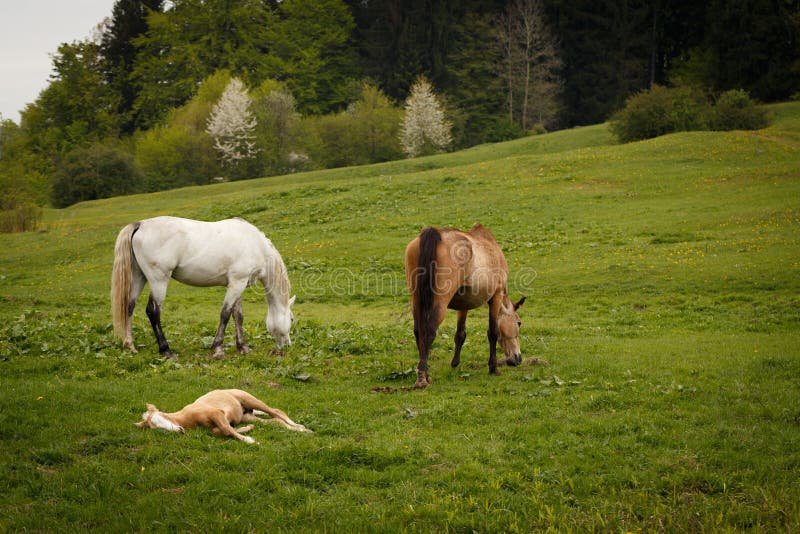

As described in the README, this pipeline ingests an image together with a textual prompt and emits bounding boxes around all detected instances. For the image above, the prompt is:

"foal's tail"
[111,222,139,340]
[415,227,441,342]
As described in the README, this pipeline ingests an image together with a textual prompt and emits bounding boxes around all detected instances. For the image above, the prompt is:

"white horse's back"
[133,216,275,287]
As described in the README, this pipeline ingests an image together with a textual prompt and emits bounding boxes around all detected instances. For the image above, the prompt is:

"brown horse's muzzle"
[506,353,523,366]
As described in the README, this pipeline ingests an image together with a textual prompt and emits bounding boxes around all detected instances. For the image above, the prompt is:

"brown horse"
[404,223,525,388]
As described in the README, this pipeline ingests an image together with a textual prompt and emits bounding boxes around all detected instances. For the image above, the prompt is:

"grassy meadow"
[1,103,799,532]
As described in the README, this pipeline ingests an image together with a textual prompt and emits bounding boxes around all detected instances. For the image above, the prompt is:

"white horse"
[111,216,295,358]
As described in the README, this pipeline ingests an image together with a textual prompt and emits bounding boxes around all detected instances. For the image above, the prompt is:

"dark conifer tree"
[100,0,164,133]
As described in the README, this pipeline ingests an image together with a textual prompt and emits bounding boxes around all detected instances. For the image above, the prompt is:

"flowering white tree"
[399,76,452,158]
[206,78,259,167]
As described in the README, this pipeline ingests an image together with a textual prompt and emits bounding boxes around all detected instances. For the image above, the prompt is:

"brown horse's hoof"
[415,370,431,388]
[209,347,225,359]
[238,344,252,355]
[163,351,177,360]
[489,368,501,376]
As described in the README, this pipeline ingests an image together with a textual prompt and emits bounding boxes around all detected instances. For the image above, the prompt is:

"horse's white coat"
[112,216,294,354]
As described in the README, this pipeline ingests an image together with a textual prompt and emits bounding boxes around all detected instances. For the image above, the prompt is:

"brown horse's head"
[497,296,526,365]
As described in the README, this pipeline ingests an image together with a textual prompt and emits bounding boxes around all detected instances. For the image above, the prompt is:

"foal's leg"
[209,412,256,444]
[232,298,251,354]
[145,278,175,359]
[451,309,468,368]
[487,297,502,375]
[210,280,247,358]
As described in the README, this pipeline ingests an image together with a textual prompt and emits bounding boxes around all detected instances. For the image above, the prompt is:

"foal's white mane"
[145,411,183,433]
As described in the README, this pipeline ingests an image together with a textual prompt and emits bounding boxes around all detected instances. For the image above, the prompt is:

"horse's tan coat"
[135,389,310,444]
[405,224,525,388]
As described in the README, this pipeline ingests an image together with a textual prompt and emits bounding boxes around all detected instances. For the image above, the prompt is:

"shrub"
[609,85,709,143]
[51,143,143,208]
[134,125,219,191]
[710,90,769,131]
[0,191,42,233]
[297,83,402,169]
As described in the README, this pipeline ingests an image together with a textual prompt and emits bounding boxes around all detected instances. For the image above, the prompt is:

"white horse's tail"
[111,222,138,340]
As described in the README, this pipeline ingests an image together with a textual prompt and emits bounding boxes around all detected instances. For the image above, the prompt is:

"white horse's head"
[268,294,295,349]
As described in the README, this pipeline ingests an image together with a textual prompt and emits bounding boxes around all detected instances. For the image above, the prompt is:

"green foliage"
[51,143,144,207]
[0,191,42,233]
[710,89,770,131]
[1,103,800,531]
[251,81,301,176]
[133,72,229,189]
[134,125,219,191]
[609,85,708,143]
[131,0,274,129]
[19,40,120,155]
[99,0,166,133]
[611,86,772,143]
[299,83,402,168]
[264,0,359,115]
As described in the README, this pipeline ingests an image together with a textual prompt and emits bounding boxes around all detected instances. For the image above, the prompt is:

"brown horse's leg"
[451,309,468,368]
[414,303,445,388]
[487,297,501,375]
[413,314,432,388]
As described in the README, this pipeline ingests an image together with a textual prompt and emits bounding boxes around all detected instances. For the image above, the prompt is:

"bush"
[610,86,771,143]
[134,125,219,190]
[297,83,402,169]
[51,143,143,208]
[609,85,709,143]
[710,90,769,131]
[0,191,42,233]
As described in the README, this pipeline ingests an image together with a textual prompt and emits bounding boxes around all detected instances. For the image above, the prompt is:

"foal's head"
[135,404,184,433]
[497,296,526,365]
[268,294,296,349]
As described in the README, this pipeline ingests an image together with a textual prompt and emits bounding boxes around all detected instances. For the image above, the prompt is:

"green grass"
[1,103,799,531]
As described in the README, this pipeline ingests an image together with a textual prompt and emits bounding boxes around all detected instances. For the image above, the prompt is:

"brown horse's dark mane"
[415,227,441,344]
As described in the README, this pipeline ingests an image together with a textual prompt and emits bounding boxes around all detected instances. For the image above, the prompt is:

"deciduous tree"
[206,78,259,173]
[399,76,452,158]
[497,0,563,130]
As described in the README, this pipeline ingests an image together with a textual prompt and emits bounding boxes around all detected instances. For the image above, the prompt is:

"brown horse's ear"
[514,296,526,310]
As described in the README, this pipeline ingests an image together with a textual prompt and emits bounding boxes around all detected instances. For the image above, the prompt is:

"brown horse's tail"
[110,222,139,340]
[415,227,441,342]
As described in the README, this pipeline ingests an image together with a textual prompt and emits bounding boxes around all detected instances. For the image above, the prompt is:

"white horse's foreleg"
[210,281,248,358]
[233,298,251,354]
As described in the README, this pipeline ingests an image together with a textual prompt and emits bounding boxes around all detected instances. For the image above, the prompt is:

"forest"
[0,0,798,214]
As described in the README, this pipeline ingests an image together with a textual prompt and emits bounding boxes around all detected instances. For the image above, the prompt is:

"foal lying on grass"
[135,389,311,444]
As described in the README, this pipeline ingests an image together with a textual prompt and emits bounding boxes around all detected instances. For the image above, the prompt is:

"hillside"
[0,104,798,531]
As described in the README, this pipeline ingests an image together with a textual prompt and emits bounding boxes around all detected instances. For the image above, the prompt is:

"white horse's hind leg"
[124,264,147,353]
[210,280,248,358]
